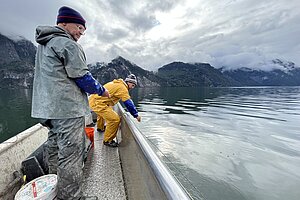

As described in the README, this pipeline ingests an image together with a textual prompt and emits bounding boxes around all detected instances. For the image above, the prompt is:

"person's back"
[32,25,89,119]
[89,78,130,108]
[89,74,141,147]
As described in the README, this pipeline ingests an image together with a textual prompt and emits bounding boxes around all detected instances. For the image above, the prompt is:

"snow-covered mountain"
[221,59,300,86]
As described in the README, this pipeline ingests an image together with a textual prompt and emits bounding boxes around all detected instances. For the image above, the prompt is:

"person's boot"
[103,140,118,147]
[97,126,106,132]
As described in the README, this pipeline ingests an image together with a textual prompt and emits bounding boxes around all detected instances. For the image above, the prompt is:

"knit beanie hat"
[56,6,86,28]
[125,74,137,85]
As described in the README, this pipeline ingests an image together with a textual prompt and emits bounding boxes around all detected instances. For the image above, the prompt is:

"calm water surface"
[0,89,37,143]
[1,87,300,200]
[131,87,300,200]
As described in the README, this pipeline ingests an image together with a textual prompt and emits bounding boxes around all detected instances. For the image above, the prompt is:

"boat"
[0,103,192,199]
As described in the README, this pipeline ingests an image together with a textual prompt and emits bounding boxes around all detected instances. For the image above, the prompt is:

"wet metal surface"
[82,129,126,199]
[0,124,48,199]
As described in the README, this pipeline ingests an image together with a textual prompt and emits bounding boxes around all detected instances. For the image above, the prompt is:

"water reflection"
[132,86,300,200]
[0,89,38,143]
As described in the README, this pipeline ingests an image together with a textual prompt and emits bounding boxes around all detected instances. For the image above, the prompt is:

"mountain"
[1,33,300,88]
[157,62,235,87]
[88,56,167,87]
[222,59,300,86]
[88,58,234,87]
[0,33,36,88]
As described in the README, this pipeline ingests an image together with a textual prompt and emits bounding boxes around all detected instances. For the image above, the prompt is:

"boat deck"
[0,105,192,199]
[82,129,126,199]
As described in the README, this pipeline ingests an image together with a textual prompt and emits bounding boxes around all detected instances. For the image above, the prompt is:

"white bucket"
[15,174,57,200]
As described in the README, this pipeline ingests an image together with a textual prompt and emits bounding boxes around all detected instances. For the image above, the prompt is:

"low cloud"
[1,0,299,71]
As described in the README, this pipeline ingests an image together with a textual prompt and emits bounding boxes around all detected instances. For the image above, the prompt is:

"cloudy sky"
[1,0,299,71]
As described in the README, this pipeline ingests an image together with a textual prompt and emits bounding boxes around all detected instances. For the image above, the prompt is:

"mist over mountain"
[1,33,300,88]
[0,33,36,88]
[221,59,300,86]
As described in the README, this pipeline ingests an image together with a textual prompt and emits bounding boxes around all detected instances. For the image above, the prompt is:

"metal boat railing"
[116,103,192,200]
[0,124,48,199]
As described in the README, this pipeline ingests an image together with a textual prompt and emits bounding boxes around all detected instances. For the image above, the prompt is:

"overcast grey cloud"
[1,0,299,71]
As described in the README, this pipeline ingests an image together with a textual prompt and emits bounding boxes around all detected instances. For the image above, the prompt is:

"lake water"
[1,87,300,200]
[0,89,38,143]
[131,87,300,200]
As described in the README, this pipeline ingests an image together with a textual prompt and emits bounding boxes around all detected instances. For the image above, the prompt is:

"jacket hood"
[35,26,73,45]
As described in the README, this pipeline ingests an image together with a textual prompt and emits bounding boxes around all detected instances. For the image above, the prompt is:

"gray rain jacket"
[31,26,90,119]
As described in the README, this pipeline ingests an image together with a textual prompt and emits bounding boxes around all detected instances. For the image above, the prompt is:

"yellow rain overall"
[89,79,131,142]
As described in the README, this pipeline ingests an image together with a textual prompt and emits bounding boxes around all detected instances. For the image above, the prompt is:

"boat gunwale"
[0,124,45,155]
[117,103,193,200]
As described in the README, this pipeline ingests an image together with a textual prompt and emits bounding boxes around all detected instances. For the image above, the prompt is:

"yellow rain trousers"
[89,79,131,142]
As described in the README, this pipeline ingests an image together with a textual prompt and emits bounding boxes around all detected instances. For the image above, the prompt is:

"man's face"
[63,23,85,41]
[127,82,136,90]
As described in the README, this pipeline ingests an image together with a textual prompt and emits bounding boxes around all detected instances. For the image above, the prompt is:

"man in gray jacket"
[31,6,108,200]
